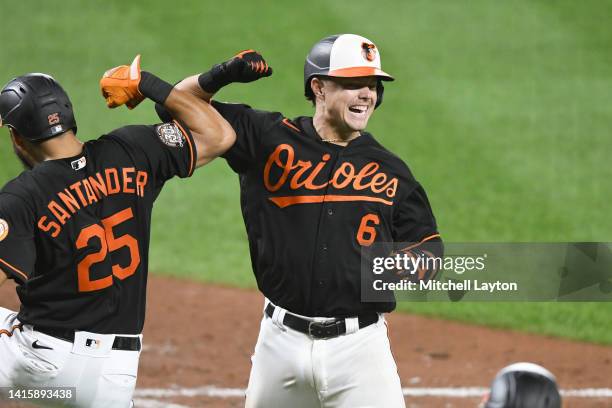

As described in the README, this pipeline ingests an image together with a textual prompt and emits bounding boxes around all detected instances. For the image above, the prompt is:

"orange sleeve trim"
[420,233,441,243]
[400,233,441,251]
[0,258,28,281]
[173,120,196,177]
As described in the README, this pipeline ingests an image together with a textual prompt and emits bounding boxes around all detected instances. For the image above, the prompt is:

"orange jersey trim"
[173,120,196,176]
[420,233,441,243]
[281,118,301,133]
[269,194,393,208]
[0,258,28,281]
[400,233,441,251]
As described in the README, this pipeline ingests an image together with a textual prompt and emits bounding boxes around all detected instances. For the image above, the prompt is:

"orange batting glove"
[100,54,145,109]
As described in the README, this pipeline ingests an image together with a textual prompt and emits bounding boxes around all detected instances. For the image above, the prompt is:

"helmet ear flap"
[375,80,384,109]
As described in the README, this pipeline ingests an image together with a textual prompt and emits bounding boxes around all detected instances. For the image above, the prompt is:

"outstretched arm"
[100,55,235,167]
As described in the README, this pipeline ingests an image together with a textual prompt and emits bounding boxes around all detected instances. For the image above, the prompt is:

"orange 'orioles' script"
[38,167,149,238]
[264,144,398,208]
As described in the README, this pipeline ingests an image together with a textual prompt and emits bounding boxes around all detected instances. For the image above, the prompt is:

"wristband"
[138,71,174,105]
[197,64,231,94]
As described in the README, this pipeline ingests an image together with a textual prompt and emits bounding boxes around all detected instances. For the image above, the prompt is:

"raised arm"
[155,50,272,121]
[100,55,235,167]
[162,87,233,167]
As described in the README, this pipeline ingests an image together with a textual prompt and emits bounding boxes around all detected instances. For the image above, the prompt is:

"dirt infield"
[1,276,611,407]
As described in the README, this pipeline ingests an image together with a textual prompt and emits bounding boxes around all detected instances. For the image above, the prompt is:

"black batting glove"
[198,50,273,94]
[224,49,273,83]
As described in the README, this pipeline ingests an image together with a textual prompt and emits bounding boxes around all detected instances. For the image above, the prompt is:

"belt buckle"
[308,320,341,340]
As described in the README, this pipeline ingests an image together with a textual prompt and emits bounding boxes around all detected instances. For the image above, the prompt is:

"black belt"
[265,304,379,340]
[33,326,141,351]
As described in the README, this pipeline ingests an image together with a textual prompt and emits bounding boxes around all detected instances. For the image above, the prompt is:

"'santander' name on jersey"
[37,167,148,238]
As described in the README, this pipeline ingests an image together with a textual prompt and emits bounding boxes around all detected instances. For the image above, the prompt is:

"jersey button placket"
[310,149,338,313]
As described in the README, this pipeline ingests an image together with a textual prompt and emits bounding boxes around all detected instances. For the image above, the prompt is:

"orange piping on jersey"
[0,324,23,337]
[400,233,441,252]
[282,118,301,133]
[420,233,441,243]
[173,120,195,177]
[269,194,393,208]
[0,258,28,281]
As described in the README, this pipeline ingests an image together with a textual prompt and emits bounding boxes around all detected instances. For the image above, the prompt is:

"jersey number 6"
[75,207,141,292]
[357,213,380,246]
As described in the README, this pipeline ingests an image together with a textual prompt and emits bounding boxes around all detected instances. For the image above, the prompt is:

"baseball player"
[480,362,562,408]
[158,34,442,407]
[0,56,235,407]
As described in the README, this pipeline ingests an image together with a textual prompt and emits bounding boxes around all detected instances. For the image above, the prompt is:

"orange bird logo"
[361,42,377,62]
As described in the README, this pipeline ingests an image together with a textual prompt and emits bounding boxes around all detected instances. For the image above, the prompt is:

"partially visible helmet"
[0,73,76,142]
[304,34,394,108]
[483,362,561,408]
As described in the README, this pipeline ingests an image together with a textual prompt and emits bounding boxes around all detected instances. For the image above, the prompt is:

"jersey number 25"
[75,207,141,292]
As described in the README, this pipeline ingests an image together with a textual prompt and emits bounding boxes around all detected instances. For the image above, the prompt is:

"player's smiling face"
[317,76,378,134]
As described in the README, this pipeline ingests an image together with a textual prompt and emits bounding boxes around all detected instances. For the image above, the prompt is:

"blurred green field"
[1,1,611,344]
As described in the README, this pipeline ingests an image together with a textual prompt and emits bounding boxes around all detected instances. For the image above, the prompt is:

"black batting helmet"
[0,73,76,142]
[483,362,561,408]
[304,34,394,108]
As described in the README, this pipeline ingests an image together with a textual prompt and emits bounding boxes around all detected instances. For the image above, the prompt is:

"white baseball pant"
[0,307,141,407]
[245,300,406,408]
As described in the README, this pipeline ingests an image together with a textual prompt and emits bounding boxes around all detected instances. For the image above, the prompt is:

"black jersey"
[212,101,440,317]
[0,121,195,334]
